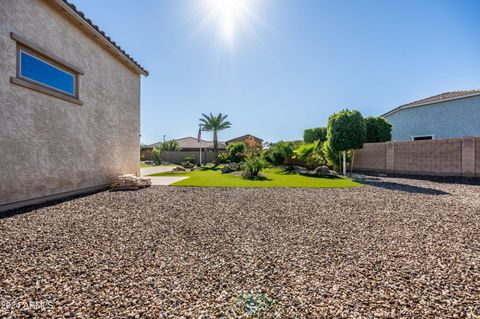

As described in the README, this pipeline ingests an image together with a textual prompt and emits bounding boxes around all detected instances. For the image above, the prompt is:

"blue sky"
[74,0,480,144]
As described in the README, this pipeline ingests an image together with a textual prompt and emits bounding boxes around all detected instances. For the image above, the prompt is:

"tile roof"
[147,137,227,150]
[382,90,480,117]
[59,0,148,76]
[226,134,264,143]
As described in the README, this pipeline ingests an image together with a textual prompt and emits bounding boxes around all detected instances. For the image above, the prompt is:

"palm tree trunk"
[213,130,219,160]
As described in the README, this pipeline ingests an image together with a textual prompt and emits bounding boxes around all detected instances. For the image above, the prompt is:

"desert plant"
[293,140,326,170]
[303,127,327,143]
[160,140,180,152]
[242,157,266,179]
[152,147,161,165]
[365,116,392,143]
[199,113,232,160]
[327,109,366,175]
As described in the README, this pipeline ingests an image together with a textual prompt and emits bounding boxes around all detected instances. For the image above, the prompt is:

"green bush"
[293,141,326,170]
[181,156,195,169]
[327,109,366,152]
[242,157,266,179]
[365,117,392,143]
[222,142,246,163]
[152,147,161,165]
[303,127,327,143]
[262,141,295,166]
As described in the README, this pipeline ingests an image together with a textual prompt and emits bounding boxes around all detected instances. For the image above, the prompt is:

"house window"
[412,135,433,141]
[19,50,76,96]
[10,32,83,105]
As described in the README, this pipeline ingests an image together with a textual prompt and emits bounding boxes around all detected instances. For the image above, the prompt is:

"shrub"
[303,127,327,143]
[222,142,246,163]
[221,162,244,174]
[262,141,295,166]
[242,157,266,179]
[152,147,161,165]
[293,141,326,170]
[181,156,195,169]
[365,116,392,143]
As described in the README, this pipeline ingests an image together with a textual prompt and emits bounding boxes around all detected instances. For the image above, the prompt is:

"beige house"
[0,0,148,211]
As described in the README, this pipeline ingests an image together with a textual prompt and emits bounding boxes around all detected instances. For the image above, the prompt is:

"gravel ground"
[1,176,480,318]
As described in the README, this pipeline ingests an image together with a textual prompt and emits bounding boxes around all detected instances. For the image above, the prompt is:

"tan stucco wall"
[0,0,141,208]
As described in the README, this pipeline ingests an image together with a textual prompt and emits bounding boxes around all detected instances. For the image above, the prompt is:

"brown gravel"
[1,176,480,318]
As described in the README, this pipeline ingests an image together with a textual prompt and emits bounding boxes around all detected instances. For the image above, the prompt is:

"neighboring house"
[142,137,227,162]
[0,0,148,211]
[382,90,480,141]
[226,134,264,145]
[148,137,227,152]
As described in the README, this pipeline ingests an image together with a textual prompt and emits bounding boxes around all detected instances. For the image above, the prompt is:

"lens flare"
[202,0,255,46]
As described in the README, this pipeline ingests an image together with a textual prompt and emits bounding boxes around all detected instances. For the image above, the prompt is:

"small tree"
[327,109,366,175]
[303,127,327,143]
[244,136,263,158]
[365,117,392,143]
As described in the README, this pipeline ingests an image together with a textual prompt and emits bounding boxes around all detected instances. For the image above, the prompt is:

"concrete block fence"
[354,137,479,177]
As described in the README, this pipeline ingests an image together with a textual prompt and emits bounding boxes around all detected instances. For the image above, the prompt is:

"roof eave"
[382,92,480,117]
[49,0,149,76]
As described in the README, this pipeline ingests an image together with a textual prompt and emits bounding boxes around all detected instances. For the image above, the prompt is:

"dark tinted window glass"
[413,136,433,141]
[20,51,75,96]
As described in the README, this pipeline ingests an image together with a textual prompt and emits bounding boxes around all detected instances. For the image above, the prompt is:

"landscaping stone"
[1,175,479,317]
[110,174,151,190]
[172,166,186,173]
[314,166,330,175]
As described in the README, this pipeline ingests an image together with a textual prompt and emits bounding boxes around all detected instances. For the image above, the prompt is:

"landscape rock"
[110,174,151,190]
[1,175,479,317]
[314,166,330,175]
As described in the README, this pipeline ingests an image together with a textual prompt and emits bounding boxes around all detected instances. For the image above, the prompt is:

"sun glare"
[202,0,255,46]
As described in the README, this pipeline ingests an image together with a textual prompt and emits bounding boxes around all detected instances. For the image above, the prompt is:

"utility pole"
[163,135,166,143]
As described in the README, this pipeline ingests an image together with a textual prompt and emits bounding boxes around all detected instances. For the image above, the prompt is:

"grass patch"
[149,167,361,188]
[140,163,154,168]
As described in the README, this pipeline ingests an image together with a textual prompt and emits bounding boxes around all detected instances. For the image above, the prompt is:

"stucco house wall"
[0,0,144,210]
[385,95,480,141]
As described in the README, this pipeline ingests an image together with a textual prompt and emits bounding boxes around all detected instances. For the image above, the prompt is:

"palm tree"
[199,113,232,160]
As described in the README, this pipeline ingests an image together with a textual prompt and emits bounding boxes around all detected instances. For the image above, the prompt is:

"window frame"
[412,135,435,141]
[10,32,83,105]
[18,48,77,97]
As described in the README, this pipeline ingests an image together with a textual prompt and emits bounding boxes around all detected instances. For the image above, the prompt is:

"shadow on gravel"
[0,191,103,220]
[362,179,450,195]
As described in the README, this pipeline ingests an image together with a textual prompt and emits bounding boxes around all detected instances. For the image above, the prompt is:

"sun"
[201,0,255,46]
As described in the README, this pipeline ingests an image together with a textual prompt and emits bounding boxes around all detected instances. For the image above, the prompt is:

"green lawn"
[140,163,153,168]
[149,167,361,188]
